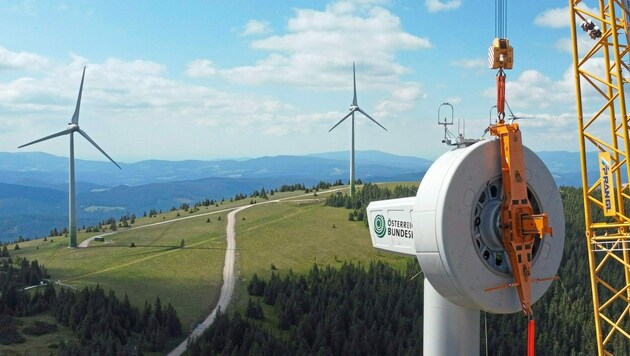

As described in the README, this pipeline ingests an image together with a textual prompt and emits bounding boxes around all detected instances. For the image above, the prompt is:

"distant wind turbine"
[18,67,121,248]
[329,62,386,196]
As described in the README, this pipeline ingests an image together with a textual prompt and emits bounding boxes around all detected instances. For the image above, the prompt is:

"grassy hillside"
[4,184,413,353]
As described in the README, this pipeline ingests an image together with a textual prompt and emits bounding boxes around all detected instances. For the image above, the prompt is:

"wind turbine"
[18,67,121,248]
[329,62,386,196]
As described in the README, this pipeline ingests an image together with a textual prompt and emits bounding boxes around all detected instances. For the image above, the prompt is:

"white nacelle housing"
[367,197,416,256]
[366,139,565,315]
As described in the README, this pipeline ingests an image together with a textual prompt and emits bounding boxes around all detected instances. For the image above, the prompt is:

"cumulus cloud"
[241,20,272,36]
[196,0,430,90]
[1,51,359,160]
[4,0,435,158]
[513,111,580,150]
[0,46,49,71]
[186,59,217,78]
[534,7,570,28]
[375,82,425,116]
[534,5,599,29]
[425,0,461,13]
[482,60,608,114]
[483,69,565,110]
[446,96,461,104]
[553,35,593,54]
[184,0,430,121]
[450,58,486,69]
[391,82,422,101]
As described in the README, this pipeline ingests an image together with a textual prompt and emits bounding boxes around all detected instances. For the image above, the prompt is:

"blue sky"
[0,1,592,162]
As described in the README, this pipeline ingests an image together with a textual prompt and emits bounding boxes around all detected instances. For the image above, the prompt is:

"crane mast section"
[570,0,630,354]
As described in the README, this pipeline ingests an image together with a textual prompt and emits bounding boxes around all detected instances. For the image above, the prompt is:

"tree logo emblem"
[374,214,386,238]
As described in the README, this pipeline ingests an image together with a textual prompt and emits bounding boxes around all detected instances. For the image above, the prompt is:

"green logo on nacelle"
[374,214,386,238]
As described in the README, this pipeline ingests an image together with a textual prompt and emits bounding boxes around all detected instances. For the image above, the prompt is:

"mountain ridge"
[0,149,590,242]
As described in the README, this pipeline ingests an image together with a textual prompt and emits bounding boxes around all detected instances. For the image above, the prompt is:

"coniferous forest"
[187,185,628,355]
[0,254,182,354]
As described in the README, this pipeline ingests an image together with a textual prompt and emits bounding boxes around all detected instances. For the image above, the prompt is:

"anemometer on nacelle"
[438,102,480,148]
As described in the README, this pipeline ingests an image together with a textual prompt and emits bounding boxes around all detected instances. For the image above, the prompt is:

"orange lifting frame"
[488,65,553,356]
[488,121,553,318]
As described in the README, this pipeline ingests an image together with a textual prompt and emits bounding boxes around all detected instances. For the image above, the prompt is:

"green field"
[5,183,417,352]
[10,202,235,330]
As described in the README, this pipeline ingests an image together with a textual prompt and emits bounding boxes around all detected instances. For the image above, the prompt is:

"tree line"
[325,182,418,224]
[0,252,183,353]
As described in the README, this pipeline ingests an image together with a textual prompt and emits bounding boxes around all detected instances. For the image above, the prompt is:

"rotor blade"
[352,62,357,106]
[78,129,121,169]
[357,107,387,131]
[71,66,86,125]
[18,128,72,148]
[328,110,355,132]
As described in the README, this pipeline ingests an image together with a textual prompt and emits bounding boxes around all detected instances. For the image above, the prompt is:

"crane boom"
[569,1,630,354]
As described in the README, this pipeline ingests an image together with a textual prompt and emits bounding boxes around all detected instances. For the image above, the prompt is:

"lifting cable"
[495,0,507,39]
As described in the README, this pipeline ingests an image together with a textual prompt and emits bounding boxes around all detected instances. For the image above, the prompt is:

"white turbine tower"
[329,62,386,196]
[18,67,121,248]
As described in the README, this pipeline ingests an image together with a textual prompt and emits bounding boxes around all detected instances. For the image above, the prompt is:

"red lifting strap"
[496,70,506,119]
[527,318,535,356]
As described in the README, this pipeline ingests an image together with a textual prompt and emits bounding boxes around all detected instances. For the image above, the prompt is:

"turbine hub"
[67,123,79,131]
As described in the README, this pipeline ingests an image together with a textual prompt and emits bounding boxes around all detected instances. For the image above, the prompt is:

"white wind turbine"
[19,67,121,248]
[329,62,386,196]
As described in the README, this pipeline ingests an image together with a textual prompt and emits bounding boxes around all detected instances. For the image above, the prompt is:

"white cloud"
[534,7,569,28]
[264,125,289,136]
[446,97,461,105]
[3,49,380,162]
[183,0,430,122]
[484,69,560,110]
[391,83,422,101]
[375,82,425,116]
[212,1,430,89]
[241,20,272,37]
[516,112,580,151]
[1,1,438,160]
[186,59,217,78]
[534,5,599,29]
[554,34,601,56]
[554,37,572,52]
[425,0,461,13]
[482,60,608,114]
[0,46,49,71]
[450,58,486,69]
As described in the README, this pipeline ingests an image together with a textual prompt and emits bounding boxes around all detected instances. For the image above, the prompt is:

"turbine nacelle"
[329,63,387,133]
[67,123,79,132]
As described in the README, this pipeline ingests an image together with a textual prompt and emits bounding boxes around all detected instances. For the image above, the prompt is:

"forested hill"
[188,186,622,355]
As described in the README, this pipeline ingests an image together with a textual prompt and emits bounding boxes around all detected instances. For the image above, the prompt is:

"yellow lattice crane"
[569,1,630,354]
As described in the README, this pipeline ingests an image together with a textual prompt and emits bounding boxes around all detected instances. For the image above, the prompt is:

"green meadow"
[6,183,418,351]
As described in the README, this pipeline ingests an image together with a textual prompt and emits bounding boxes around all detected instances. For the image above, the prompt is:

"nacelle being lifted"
[367,139,565,314]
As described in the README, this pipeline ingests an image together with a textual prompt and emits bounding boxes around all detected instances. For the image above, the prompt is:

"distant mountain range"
[0,150,431,242]
[0,149,596,242]
[0,150,431,187]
